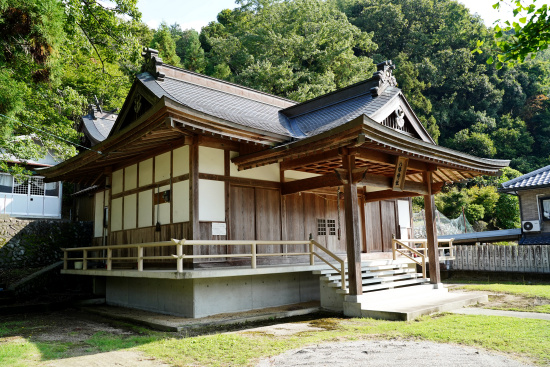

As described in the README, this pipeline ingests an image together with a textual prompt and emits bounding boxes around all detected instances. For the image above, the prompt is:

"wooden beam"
[282,171,444,196]
[354,148,428,171]
[363,190,421,203]
[342,154,362,296]
[423,171,441,284]
[189,137,200,241]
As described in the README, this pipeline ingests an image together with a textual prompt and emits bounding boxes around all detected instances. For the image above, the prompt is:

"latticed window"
[317,218,326,236]
[13,177,28,195]
[29,177,44,196]
[327,219,336,235]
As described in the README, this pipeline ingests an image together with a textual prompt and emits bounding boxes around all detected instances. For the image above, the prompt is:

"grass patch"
[86,331,159,353]
[0,320,24,337]
[487,305,550,313]
[454,282,550,300]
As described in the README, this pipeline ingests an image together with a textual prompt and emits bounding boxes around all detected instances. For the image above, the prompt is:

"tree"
[486,0,550,68]
[150,22,181,67]
[176,29,206,73]
[201,0,377,101]
[0,0,143,174]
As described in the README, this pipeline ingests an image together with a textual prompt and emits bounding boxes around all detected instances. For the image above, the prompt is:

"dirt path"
[41,350,171,367]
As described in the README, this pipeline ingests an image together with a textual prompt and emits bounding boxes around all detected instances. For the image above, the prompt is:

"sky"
[136,0,529,31]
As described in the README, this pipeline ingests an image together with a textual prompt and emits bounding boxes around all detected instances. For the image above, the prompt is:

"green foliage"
[201,0,377,101]
[0,0,143,170]
[150,22,181,67]
[481,1,550,68]
[177,29,206,73]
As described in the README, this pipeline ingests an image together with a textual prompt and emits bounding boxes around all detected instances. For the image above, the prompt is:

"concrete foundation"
[104,270,320,318]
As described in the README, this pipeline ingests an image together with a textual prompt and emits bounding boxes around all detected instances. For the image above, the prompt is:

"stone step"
[320,268,415,282]
[329,272,422,288]
[336,277,429,294]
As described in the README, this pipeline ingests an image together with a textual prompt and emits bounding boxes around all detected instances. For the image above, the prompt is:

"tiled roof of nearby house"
[520,233,550,245]
[80,107,117,146]
[500,164,550,192]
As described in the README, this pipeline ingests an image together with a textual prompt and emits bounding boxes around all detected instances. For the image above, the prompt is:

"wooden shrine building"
[42,49,509,316]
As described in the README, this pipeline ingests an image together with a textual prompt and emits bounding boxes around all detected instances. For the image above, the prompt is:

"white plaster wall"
[124,194,137,230]
[199,146,224,175]
[94,191,104,237]
[173,180,189,223]
[124,164,137,191]
[230,151,280,182]
[111,197,123,231]
[154,184,170,225]
[173,145,189,177]
[112,169,123,195]
[138,189,153,228]
[199,179,225,222]
[139,158,153,187]
[155,152,171,182]
[284,170,320,181]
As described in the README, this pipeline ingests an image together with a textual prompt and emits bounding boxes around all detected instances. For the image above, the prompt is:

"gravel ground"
[256,339,535,367]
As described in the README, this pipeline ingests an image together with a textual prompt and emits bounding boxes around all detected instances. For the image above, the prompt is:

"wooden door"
[380,200,398,252]
[255,188,281,254]
[229,185,255,254]
[364,201,382,252]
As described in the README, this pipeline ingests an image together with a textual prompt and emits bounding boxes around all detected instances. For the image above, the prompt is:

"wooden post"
[137,246,144,271]
[63,250,68,270]
[391,235,396,260]
[423,171,441,284]
[251,243,257,269]
[177,241,183,273]
[189,137,200,240]
[83,250,88,270]
[342,153,362,295]
[107,248,112,271]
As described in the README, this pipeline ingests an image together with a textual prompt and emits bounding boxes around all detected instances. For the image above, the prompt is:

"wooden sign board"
[392,157,409,191]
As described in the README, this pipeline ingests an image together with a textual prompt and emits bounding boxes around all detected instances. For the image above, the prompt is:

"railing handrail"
[392,238,427,278]
[61,238,348,290]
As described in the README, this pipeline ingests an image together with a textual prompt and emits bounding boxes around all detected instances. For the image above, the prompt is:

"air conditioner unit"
[522,220,541,233]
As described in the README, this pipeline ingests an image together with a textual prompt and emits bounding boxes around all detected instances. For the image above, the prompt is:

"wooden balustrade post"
[392,235,396,260]
[137,246,144,271]
[107,248,112,271]
[63,250,67,270]
[251,243,257,269]
[177,242,183,273]
[309,242,315,265]
[83,250,88,270]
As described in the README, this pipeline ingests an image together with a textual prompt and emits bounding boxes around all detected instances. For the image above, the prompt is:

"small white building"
[0,138,63,219]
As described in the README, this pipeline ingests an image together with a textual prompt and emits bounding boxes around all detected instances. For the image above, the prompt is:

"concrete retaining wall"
[105,271,320,318]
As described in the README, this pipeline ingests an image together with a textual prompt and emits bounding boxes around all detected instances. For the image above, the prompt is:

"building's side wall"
[518,188,550,232]
[93,142,405,265]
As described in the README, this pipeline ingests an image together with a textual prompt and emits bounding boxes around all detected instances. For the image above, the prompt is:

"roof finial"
[141,47,166,81]
[370,60,397,96]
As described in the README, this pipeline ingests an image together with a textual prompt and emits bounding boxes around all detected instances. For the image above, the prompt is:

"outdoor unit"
[522,220,541,233]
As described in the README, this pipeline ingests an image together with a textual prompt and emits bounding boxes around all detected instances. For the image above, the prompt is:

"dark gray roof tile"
[501,165,550,190]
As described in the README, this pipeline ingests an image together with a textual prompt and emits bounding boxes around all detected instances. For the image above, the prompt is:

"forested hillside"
[1,0,549,229]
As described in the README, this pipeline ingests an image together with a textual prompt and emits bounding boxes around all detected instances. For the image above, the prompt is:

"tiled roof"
[501,164,550,191]
[138,73,294,137]
[520,234,550,245]
[286,87,399,137]
[81,109,117,145]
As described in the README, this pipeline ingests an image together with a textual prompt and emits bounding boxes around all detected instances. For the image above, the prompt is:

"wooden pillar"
[342,153,362,295]
[189,137,200,240]
[423,170,441,284]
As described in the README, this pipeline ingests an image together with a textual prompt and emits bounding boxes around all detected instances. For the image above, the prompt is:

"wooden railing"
[391,237,454,279]
[62,239,347,290]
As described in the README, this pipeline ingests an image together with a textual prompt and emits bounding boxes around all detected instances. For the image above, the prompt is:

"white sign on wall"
[212,222,227,236]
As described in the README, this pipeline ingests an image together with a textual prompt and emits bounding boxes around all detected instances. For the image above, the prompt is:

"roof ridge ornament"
[141,47,166,81]
[370,60,397,97]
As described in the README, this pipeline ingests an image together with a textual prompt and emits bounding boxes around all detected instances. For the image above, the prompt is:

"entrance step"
[329,272,421,288]
[336,277,429,294]
[320,268,415,282]
[343,285,488,321]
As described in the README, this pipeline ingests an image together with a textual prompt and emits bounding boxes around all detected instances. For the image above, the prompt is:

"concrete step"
[312,263,410,276]
[320,268,415,282]
[347,288,488,321]
[336,277,429,294]
[330,273,422,289]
